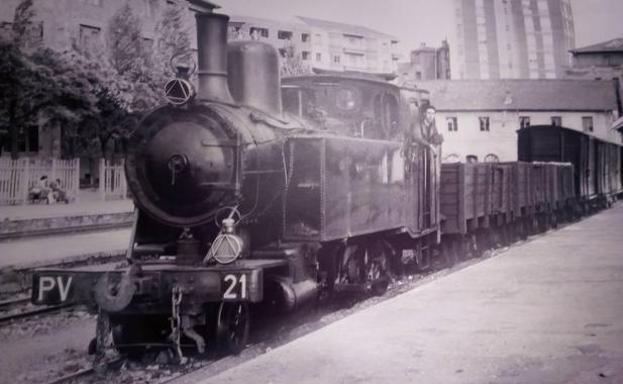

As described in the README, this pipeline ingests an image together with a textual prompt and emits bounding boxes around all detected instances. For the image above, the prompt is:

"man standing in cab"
[421,104,443,147]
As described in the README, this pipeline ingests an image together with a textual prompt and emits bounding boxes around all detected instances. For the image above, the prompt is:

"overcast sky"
[217,0,623,55]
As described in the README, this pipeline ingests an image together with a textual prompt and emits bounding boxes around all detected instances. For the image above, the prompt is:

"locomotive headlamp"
[204,218,243,264]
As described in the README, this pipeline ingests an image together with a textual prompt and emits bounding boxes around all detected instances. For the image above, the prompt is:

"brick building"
[0,0,217,55]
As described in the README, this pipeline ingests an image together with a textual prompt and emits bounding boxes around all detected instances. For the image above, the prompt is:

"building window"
[519,116,530,129]
[250,27,269,39]
[484,153,499,162]
[582,116,593,132]
[551,116,562,126]
[278,48,287,57]
[466,154,479,163]
[142,37,153,50]
[277,30,292,40]
[301,33,309,42]
[479,116,490,131]
[316,53,322,62]
[415,71,422,80]
[444,153,460,162]
[79,24,101,49]
[333,55,341,64]
[0,22,11,39]
[302,51,310,60]
[447,117,458,132]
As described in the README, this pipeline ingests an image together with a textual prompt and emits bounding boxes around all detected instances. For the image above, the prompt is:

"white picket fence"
[99,158,128,200]
[0,157,80,205]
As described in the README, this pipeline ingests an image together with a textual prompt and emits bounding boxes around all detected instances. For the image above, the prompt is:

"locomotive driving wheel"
[216,302,250,354]
[366,241,390,295]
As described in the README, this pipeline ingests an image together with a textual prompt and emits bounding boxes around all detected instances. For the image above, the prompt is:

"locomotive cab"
[282,75,405,140]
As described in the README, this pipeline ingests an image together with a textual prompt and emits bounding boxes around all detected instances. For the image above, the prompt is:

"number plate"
[221,273,249,301]
[33,274,75,305]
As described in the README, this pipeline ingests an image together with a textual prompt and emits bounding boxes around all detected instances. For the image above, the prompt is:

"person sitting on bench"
[29,175,52,203]
[50,178,68,204]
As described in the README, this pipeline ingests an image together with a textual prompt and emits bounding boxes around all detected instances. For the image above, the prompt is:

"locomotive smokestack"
[195,13,234,103]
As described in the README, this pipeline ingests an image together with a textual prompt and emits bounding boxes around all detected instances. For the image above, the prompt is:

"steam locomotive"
[30,11,622,360]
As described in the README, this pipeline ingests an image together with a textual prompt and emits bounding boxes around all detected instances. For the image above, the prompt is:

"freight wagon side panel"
[441,162,491,234]
[507,162,531,216]
[466,163,491,227]
[440,163,464,234]
[490,164,513,222]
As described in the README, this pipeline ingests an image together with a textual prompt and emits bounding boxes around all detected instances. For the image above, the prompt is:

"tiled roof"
[571,38,623,54]
[416,79,618,112]
[297,16,397,41]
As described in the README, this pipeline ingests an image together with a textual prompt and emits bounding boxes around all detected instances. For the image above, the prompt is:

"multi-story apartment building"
[418,79,620,162]
[228,15,313,69]
[298,16,400,75]
[453,0,575,79]
[397,41,451,85]
[228,15,401,75]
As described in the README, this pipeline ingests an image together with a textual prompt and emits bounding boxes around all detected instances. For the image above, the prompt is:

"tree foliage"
[154,0,193,81]
[0,0,194,159]
[0,0,103,158]
[279,43,311,77]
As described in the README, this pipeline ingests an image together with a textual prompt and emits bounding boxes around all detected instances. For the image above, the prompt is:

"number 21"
[223,274,247,300]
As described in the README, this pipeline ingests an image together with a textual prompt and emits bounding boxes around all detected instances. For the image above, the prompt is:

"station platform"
[0,192,134,239]
[0,192,133,271]
[0,228,131,270]
[199,203,623,384]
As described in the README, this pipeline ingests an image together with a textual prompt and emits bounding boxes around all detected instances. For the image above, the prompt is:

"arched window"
[466,154,478,163]
[443,153,460,163]
[484,153,499,163]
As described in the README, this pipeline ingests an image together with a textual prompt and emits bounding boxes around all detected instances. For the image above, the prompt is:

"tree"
[153,0,193,82]
[0,0,195,160]
[106,4,161,112]
[11,0,37,50]
[279,43,312,78]
[0,0,102,159]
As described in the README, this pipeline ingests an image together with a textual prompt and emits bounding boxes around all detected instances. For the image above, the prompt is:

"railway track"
[0,297,75,324]
[43,358,125,384]
[0,296,30,310]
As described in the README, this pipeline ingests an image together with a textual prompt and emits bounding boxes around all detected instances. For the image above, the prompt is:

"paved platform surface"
[0,228,131,270]
[199,204,623,384]
[0,197,133,221]
[0,191,133,268]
